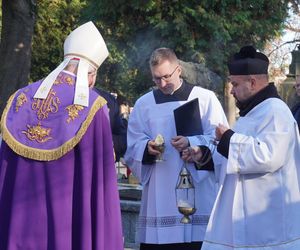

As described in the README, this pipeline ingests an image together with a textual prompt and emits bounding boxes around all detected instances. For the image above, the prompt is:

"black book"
[174,98,214,171]
[173,98,203,136]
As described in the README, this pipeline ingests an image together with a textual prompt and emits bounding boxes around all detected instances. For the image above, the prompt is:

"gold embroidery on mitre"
[66,104,84,123]
[22,121,52,143]
[32,88,61,120]
[15,92,28,112]
[40,86,48,94]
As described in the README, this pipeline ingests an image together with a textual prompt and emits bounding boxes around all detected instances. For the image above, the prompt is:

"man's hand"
[181,146,203,162]
[147,140,162,156]
[171,136,189,152]
[215,124,229,141]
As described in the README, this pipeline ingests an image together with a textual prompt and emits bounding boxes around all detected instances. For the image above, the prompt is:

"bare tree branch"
[289,0,300,13]
[268,39,300,56]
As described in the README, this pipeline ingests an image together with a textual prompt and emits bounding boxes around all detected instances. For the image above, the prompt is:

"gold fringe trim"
[1,94,107,161]
[1,91,17,135]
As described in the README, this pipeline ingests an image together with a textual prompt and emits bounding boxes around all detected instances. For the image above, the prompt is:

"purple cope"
[0,71,123,250]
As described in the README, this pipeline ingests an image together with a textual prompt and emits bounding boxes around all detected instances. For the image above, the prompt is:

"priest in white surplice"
[124,48,228,250]
[196,45,300,250]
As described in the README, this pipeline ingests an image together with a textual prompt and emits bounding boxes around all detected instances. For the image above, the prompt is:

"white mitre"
[34,21,109,107]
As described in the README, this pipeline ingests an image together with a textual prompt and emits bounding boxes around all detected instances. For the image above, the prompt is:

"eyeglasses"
[152,65,179,83]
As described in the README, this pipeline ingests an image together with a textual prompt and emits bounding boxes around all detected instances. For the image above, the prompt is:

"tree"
[82,0,294,107]
[0,0,36,115]
[1,0,298,115]
[266,6,300,81]
[30,0,86,82]
[0,0,85,115]
[0,1,2,33]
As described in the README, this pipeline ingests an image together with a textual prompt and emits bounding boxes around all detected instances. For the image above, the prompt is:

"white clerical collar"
[171,78,183,95]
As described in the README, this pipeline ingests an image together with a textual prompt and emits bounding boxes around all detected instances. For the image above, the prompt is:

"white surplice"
[124,86,228,244]
[202,98,300,250]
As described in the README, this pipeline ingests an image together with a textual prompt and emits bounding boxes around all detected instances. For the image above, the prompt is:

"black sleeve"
[111,115,127,161]
[109,101,127,161]
[142,140,156,165]
[194,146,214,171]
[217,129,235,158]
[94,88,127,161]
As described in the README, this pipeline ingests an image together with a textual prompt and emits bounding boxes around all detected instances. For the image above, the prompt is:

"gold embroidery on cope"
[65,76,74,85]
[54,73,63,85]
[32,89,61,120]
[15,93,28,112]
[54,74,74,85]
[66,104,84,123]
[22,122,52,143]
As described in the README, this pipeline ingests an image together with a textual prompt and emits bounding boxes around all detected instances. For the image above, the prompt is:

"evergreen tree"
[82,0,293,103]
[30,0,86,81]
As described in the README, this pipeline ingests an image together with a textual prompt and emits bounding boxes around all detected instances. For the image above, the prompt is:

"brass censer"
[175,163,196,224]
